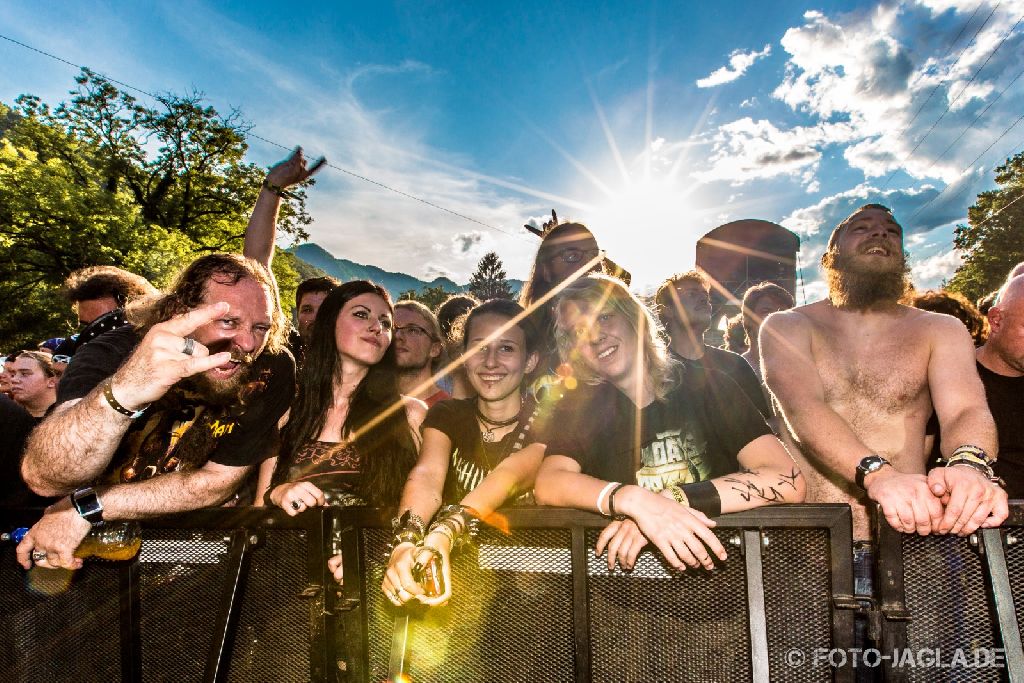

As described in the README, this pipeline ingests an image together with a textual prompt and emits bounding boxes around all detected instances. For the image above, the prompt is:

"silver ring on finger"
[291,500,303,511]
[182,337,196,356]
[31,550,47,562]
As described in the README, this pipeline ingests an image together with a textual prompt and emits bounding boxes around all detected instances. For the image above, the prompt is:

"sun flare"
[590,177,711,292]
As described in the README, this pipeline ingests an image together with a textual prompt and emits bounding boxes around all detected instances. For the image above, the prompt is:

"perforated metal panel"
[762,528,833,683]
[901,534,999,683]
[362,526,576,683]
[226,529,312,683]
[0,549,122,682]
[1006,531,1024,641]
[585,528,750,683]
[138,528,231,682]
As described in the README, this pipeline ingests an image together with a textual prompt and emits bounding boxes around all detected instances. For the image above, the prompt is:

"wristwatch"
[71,487,105,526]
[855,455,891,490]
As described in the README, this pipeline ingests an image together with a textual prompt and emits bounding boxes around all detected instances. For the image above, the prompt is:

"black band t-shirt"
[58,326,295,479]
[539,366,772,491]
[422,396,541,503]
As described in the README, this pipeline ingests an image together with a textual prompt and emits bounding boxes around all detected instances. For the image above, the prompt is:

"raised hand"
[108,302,234,411]
[265,147,326,190]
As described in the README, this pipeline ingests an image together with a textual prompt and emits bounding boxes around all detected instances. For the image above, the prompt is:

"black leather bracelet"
[680,480,721,517]
[261,179,300,200]
[607,483,628,518]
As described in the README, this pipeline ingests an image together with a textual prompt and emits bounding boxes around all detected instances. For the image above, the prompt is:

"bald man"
[976,274,1024,496]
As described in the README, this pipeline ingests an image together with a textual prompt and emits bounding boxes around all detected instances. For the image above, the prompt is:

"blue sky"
[2,0,1023,299]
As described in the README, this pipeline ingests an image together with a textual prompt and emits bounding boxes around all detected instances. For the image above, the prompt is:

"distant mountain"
[289,243,523,298]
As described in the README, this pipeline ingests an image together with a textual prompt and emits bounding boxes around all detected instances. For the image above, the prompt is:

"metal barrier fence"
[877,503,1024,683]
[1,504,857,682]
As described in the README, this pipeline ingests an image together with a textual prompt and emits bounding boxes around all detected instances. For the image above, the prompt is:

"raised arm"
[22,303,234,496]
[924,316,1006,534]
[243,148,326,267]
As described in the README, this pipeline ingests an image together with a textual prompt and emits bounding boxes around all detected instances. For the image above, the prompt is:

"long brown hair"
[126,253,288,355]
[277,280,417,505]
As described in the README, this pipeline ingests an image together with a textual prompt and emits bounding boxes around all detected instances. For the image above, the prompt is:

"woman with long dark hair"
[381,299,543,606]
[256,280,423,581]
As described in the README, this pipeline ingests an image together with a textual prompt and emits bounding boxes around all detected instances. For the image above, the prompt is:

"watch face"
[73,489,104,522]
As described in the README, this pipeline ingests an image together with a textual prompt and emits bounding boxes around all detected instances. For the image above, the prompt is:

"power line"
[909,111,1024,221]
[917,63,1024,178]
[0,32,525,239]
[893,2,989,142]
[882,7,1020,191]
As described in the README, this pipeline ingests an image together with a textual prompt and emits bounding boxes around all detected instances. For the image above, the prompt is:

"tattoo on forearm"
[723,468,802,503]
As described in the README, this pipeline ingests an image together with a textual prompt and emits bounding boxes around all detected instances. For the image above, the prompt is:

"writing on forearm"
[722,467,802,503]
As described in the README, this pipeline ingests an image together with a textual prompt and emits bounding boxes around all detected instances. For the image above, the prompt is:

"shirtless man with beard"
[761,204,1007,545]
[17,254,295,570]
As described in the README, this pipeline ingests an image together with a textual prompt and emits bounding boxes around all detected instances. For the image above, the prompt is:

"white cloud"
[696,44,772,88]
[781,182,951,238]
[912,248,963,284]
[423,264,457,281]
[692,117,855,184]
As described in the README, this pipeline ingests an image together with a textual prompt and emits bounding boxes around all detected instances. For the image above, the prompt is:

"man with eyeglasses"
[656,271,771,419]
[394,300,450,407]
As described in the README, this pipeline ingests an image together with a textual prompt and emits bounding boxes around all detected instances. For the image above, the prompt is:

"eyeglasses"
[52,355,72,364]
[546,248,601,265]
[395,324,434,340]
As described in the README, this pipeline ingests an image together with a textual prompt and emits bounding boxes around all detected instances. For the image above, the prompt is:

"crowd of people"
[2,150,1021,660]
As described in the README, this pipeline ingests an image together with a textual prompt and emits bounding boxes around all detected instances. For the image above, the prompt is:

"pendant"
[481,428,496,443]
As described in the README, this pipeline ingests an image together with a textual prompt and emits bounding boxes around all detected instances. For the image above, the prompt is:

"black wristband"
[681,480,721,517]
[607,483,627,518]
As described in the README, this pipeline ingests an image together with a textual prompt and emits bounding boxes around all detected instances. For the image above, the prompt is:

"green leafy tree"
[399,285,451,311]
[467,251,513,301]
[947,151,1024,302]
[0,69,313,350]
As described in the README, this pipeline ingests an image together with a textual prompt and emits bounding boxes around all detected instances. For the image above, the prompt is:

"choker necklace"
[475,402,521,443]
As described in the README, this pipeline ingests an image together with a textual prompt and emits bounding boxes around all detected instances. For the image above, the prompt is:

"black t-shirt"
[422,397,540,503]
[673,346,772,419]
[57,326,295,478]
[539,366,772,491]
[0,395,53,508]
[978,363,1024,497]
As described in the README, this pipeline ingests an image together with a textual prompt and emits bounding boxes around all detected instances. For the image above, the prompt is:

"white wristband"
[596,481,619,517]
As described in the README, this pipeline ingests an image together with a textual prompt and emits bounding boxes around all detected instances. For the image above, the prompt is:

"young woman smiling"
[534,274,805,573]
[256,280,424,582]
[381,299,544,607]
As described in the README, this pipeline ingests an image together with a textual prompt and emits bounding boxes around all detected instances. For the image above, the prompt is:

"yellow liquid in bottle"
[74,523,143,561]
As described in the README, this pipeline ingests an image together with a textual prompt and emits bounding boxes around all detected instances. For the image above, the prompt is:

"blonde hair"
[553,273,678,400]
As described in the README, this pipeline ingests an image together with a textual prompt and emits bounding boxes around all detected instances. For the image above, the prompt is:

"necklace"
[475,401,522,443]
